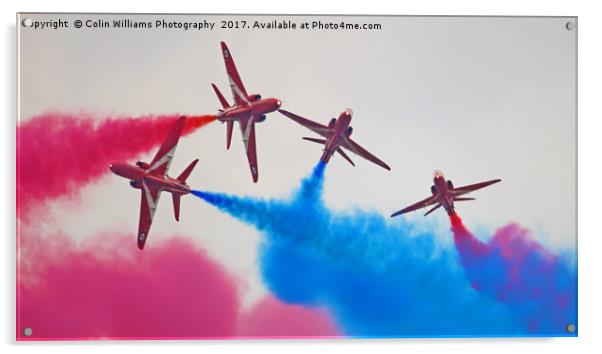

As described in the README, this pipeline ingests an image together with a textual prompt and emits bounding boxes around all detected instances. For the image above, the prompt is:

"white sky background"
[18,14,576,307]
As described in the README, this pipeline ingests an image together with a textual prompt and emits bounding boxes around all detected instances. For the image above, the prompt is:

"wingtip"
[188,158,200,169]
[137,232,147,250]
[251,169,259,183]
[220,41,230,54]
[390,211,401,218]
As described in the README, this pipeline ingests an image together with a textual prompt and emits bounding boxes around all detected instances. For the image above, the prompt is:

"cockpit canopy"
[247,94,262,102]
[328,118,337,128]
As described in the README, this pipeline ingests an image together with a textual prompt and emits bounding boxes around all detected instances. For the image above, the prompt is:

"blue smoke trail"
[193,162,525,336]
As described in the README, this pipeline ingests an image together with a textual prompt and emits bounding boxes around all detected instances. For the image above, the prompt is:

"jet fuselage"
[218,97,281,122]
[433,170,455,215]
[321,109,353,163]
[109,162,190,195]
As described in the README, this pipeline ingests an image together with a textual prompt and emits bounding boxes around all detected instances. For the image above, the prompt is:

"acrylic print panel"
[16,13,577,340]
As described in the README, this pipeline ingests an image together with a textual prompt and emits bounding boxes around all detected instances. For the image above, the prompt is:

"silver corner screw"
[565,21,575,31]
[22,18,33,28]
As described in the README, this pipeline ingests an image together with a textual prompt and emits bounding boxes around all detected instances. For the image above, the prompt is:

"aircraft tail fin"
[424,203,442,216]
[226,121,234,149]
[454,197,475,202]
[172,193,181,222]
[172,157,199,222]
[336,147,355,166]
[212,83,230,109]
[177,159,199,183]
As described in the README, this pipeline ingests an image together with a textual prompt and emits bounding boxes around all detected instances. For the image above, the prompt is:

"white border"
[3,0,601,353]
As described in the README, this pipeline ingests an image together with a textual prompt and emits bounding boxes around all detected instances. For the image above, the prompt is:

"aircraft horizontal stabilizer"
[172,193,181,222]
[212,83,230,109]
[302,137,327,145]
[177,159,199,183]
[454,197,475,201]
[226,121,234,149]
[424,203,442,216]
[336,148,355,166]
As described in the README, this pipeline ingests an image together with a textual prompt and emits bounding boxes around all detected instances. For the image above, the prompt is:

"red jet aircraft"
[109,116,198,249]
[278,108,391,170]
[391,170,501,217]
[211,41,281,183]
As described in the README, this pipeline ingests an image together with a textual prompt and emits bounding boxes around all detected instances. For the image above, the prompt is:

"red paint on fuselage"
[109,163,190,195]
[321,110,353,163]
[433,170,455,215]
[218,98,281,122]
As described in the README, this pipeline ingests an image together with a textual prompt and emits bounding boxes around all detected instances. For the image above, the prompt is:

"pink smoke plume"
[18,232,341,340]
[18,234,239,339]
[237,296,341,338]
[17,112,217,219]
[449,214,576,334]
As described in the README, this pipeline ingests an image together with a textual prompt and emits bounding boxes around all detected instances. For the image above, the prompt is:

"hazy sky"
[18,14,577,306]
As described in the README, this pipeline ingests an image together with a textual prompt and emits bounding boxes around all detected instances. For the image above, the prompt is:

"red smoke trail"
[17,231,341,340]
[449,214,576,333]
[449,213,489,257]
[16,112,343,339]
[17,112,217,219]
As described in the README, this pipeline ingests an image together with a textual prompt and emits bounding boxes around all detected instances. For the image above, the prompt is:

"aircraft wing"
[391,195,438,217]
[148,116,186,177]
[221,42,249,107]
[340,136,391,170]
[239,117,259,183]
[451,179,501,197]
[278,109,333,138]
[137,182,162,249]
